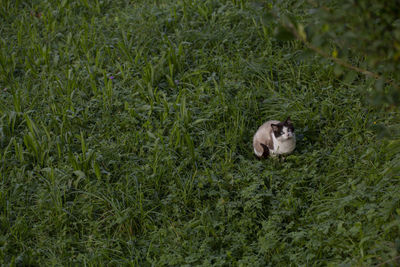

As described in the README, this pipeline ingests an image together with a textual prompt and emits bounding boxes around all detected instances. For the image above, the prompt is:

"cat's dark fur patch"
[260,143,270,158]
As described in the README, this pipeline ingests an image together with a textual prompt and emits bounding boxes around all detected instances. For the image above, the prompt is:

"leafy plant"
[271,0,400,108]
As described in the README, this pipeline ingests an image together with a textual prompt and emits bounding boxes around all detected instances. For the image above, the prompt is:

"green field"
[1,0,399,265]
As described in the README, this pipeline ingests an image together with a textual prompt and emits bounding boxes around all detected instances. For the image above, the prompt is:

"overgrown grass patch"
[1,0,399,265]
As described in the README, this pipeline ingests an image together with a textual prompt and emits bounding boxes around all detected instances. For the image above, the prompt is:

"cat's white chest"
[271,136,296,155]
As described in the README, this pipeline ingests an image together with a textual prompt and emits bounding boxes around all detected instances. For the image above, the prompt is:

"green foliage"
[272,0,400,107]
[0,0,399,266]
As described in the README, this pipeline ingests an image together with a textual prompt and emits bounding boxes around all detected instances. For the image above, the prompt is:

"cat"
[253,117,296,158]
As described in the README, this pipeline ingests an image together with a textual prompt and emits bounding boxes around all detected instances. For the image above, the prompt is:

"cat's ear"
[271,124,279,131]
[285,117,292,124]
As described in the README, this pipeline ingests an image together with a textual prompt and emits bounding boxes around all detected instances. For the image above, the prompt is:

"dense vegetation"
[272,0,400,107]
[1,0,399,265]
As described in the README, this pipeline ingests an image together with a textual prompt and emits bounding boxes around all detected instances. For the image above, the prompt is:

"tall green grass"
[1,0,399,265]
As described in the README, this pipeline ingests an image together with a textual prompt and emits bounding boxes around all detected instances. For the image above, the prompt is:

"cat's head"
[271,117,295,141]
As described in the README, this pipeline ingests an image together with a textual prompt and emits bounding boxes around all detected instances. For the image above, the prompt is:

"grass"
[1,0,399,265]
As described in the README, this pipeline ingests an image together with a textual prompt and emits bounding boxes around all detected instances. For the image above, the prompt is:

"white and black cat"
[253,117,296,158]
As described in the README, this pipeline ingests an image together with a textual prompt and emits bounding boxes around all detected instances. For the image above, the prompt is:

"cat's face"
[271,118,295,141]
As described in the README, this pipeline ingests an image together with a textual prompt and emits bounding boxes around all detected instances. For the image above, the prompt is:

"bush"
[272,0,400,107]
